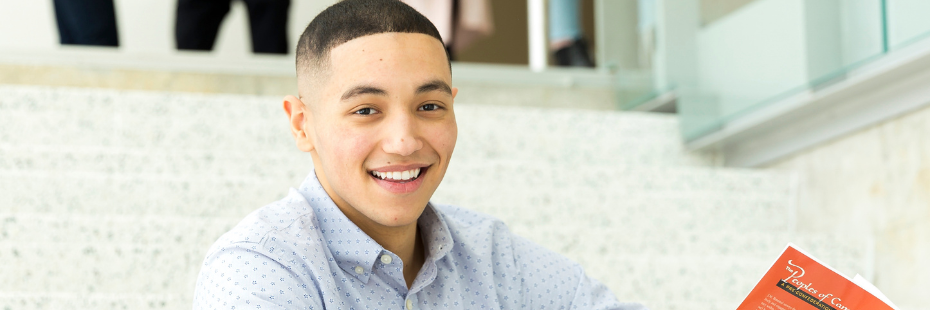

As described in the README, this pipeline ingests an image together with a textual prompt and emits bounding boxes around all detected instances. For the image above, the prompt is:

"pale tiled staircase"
[0,85,869,310]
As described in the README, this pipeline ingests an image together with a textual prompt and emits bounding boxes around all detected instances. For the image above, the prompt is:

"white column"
[654,0,699,90]
[527,0,547,72]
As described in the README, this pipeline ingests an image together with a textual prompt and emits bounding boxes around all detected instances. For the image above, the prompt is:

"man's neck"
[312,170,427,288]
[313,170,426,288]
[328,198,425,289]
[356,216,426,289]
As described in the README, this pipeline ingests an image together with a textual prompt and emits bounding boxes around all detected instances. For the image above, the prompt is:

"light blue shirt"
[193,172,644,309]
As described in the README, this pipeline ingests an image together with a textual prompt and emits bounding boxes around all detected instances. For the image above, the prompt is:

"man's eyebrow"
[416,80,452,95]
[341,85,387,101]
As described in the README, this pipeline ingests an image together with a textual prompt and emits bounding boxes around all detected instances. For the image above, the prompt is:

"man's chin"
[366,203,430,227]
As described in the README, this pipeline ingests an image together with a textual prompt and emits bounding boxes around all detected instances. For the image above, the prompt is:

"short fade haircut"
[296,0,450,96]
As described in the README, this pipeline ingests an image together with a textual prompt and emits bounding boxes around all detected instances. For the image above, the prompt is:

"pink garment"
[402,0,494,52]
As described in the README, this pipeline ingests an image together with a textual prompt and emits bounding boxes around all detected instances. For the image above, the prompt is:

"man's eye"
[419,103,440,111]
[354,108,376,115]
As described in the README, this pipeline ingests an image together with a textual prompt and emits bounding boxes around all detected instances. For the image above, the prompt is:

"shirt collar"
[297,172,381,283]
[418,203,454,261]
[296,171,455,282]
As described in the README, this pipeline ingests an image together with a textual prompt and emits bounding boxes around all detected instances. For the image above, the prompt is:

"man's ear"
[451,87,458,100]
[283,95,315,152]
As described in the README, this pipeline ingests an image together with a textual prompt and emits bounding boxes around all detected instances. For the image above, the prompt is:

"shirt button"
[406,299,413,310]
[380,254,392,264]
[354,266,364,274]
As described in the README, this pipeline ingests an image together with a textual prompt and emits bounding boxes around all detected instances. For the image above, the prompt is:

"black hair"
[296,0,449,76]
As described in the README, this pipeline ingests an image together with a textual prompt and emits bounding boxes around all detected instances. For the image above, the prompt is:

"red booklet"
[737,244,897,310]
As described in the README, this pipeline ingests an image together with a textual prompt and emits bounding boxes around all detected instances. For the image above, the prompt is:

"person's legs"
[176,0,232,51]
[548,0,593,67]
[53,0,119,46]
[243,0,291,54]
[548,0,581,47]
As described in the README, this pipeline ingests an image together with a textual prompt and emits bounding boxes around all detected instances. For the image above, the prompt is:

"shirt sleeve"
[193,243,324,310]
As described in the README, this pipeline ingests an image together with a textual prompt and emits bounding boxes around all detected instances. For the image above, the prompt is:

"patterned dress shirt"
[193,172,646,309]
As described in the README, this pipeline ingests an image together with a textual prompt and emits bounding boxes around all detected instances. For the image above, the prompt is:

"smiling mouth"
[369,166,427,182]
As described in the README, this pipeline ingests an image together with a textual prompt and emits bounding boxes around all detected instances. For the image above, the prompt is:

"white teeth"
[372,168,423,181]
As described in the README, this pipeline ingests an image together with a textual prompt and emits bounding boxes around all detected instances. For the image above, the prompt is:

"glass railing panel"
[886,0,930,50]
[677,0,886,141]
[598,0,665,111]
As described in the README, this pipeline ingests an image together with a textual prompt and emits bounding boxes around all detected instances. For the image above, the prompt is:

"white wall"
[768,102,930,310]
[0,0,58,50]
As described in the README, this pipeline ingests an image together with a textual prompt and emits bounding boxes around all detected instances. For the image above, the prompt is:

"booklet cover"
[737,244,896,310]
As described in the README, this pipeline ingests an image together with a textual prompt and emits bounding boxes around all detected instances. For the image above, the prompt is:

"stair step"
[1,168,792,232]
[442,194,791,233]
[452,82,618,110]
[442,162,792,194]
[0,136,710,173]
[0,294,769,310]
[0,112,712,166]
[0,160,790,197]
[0,293,188,310]
[514,226,869,266]
[0,242,865,308]
[1,213,857,260]
[0,243,201,294]
[0,85,716,166]
[454,106,716,165]
[0,214,237,245]
[587,253,868,308]
[0,84,840,310]
[0,146,741,190]
[0,145,312,181]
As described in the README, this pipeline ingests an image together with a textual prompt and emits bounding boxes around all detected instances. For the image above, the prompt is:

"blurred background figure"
[175,0,291,54]
[402,0,493,60]
[548,0,593,67]
[53,0,120,46]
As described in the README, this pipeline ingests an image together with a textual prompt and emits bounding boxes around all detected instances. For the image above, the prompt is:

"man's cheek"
[329,132,374,165]
[435,122,458,155]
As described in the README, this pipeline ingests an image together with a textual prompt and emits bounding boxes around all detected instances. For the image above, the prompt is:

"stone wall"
[767,103,930,310]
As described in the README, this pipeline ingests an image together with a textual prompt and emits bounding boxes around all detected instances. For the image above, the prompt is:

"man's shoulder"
[431,202,537,253]
[212,188,319,249]
[430,202,515,240]
[428,203,620,307]
[431,202,503,228]
[194,189,328,309]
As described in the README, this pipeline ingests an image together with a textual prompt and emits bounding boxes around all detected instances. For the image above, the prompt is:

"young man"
[193,1,645,309]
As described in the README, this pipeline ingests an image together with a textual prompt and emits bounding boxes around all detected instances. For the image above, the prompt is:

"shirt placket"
[406,293,423,310]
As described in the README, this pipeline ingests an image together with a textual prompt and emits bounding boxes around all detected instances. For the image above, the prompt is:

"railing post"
[528,0,547,72]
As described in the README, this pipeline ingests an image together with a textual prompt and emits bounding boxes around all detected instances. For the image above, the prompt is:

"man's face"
[289,33,457,232]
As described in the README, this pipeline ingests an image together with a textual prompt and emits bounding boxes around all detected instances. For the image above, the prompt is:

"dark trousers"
[175,0,290,54]
[53,0,120,46]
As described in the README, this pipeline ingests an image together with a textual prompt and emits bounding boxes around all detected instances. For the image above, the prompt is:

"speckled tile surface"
[0,85,872,310]
[0,85,717,166]
[0,293,189,310]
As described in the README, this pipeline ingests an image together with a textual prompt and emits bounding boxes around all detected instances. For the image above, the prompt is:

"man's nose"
[381,113,423,156]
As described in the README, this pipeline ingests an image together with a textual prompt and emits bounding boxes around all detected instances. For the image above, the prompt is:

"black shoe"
[554,38,594,67]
